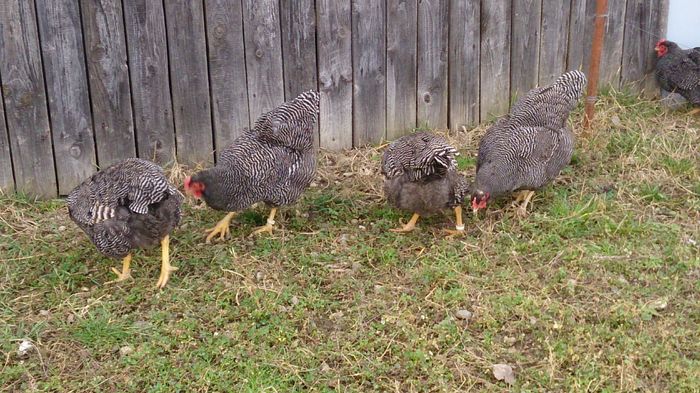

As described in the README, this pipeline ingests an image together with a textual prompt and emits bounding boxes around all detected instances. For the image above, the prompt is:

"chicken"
[471,70,586,216]
[654,40,700,108]
[185,91,320,242]
[381,132,470,234]
[67,158,183,288]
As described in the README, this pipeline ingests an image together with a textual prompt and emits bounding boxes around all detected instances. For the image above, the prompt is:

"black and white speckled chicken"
[185,91,320,241]
[471,70,586,216]
[654,39,700,108]
[67,158,183,288]
[381,132,470,234]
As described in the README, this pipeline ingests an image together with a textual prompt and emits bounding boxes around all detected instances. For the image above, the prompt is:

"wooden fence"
[0,0,668,198]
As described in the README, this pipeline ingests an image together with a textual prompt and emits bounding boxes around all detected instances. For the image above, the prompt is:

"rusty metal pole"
[583,0,608,129]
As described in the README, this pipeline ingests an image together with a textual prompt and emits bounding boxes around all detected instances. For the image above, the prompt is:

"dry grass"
[0,92,698,392]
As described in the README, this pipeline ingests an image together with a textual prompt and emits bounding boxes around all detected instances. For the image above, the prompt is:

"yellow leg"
[444,206,465,237]
[106,254,132,284]
[250,208,277,236]
[155,235,178,289]
[689,108,700,116]
[511,190,529,206]
[205,212,236,243]
[390,213,420,233]
[517,190,535,217]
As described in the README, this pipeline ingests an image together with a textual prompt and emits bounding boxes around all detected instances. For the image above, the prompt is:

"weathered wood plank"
[0,0,57,198]
[81,0,136,168]
[448,0,479,130]
[621,0,667,96]
[386,0,417,140]
[0,84,13,193]
[480,0,511,121]
[205,0,250,158]
[36,0,97,194]
[540,0,571,84]
[317,0,352,150]
[164,0,213,166]
[567,0,589,71]
[242,0,285,123]
[599,0,627,87]
[510,0,542,99]
[352,0,386,146]
[640,0,668,96]
[280,0,319,148]
[417,0,448,130]
[123,0,175,164]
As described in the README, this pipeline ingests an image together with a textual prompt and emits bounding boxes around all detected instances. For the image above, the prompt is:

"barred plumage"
[186,91,320,239]
[382,132,469,229]
[67,158,183,259]
[655,40,700,105]
[472,70,586,211]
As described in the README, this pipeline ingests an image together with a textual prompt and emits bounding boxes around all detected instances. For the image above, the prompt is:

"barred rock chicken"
[185,91,320,242]
[655,40,700,108]
[381,132,470,234]
[471,70,586,216]
[67,158,183,288]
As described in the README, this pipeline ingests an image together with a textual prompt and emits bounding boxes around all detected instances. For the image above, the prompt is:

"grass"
[1,92,699,392]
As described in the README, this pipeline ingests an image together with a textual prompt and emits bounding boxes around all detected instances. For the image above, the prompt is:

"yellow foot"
[250,207,277,237]
[516,190,535,218]
[155,235,177,289]
[443,228,465,238]
[389,213,420,233]
[155,264,178,289]
[205,212,236,243]
[106,255,132,284]
[250,223,274,236]
[689,108,700,116]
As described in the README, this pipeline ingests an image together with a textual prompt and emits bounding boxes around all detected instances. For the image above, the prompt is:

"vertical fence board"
[386,0,417,140]
[511,0,542,99]
[81,0,136,168]
[540,0,571,84]
[317,0,352,150]
[0,0,57,198]
[640,0,668,96]
[164,0,213,166]
[242,0,285,123]
[480,0,511,121]
[417,0,448,130]
[0,84,12,193]
[352,0,386,146]
[36,0,97,194]
[205,0,250,157]
[599,0,627,87]
[123,0,175,164]
[621,0,666,96]
[280,0,319,148]
[448,0,479,130]
[567,0,589,71]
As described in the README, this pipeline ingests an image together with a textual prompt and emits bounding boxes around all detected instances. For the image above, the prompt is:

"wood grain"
[448,0,480,130]
[0,82,13,193]
[352,0,386,146]
[540,0,571,84]
[81,0,136,168]
[317,0,353,149]
[242,0,285,123]
[36,0,97,194]
[280,0,319,148]
[567,0,589,71]
[0,0,57,198]
[417,0,448,130]
[205,0,250,158]
[511,0,542,99]
[386,0,417,140]
[164,0,213,166]
[480,0,511,121]
[123,0,176,164]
